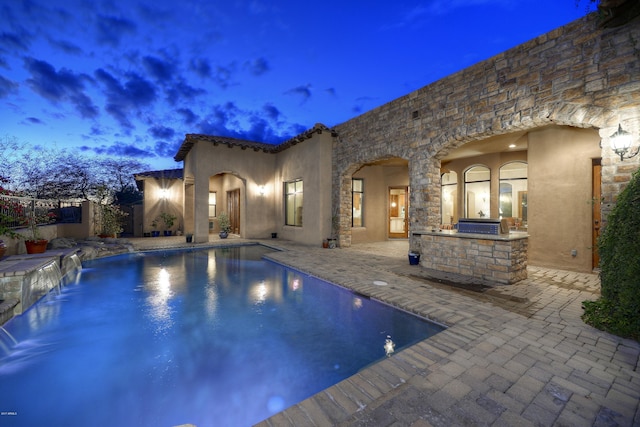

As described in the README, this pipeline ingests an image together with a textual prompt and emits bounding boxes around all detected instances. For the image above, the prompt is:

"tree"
[3,141,149,202]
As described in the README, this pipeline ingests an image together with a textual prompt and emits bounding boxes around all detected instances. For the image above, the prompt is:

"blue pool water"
[0,245,443,427]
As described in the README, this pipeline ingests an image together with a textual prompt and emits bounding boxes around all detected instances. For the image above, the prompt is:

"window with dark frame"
[285,179,303,226]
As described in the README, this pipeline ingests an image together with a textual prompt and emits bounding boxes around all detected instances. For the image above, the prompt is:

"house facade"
[140,12,639,276]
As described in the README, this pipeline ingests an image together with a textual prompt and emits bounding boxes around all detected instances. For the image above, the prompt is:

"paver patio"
[91,236,640,426]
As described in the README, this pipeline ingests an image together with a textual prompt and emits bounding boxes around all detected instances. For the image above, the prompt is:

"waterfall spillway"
[22,260,63,309]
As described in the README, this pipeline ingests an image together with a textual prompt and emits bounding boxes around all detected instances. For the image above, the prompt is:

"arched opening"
[346,157,410,244]
[437,125,601,272]
[208,172,245,236]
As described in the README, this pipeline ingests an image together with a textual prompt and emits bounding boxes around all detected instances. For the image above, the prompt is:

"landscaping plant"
[582,169,640,341]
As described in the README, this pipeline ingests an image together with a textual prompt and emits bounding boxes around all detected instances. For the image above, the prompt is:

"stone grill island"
[413,218,528,286]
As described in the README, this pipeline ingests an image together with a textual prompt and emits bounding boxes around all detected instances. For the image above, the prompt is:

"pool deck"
[2,235,637,426]
[127,236,639,427]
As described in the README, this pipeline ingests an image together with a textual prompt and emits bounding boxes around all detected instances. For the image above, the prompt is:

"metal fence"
[0,194,83,228]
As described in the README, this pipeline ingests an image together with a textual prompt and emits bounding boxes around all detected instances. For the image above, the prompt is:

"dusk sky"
[1,0,592,171]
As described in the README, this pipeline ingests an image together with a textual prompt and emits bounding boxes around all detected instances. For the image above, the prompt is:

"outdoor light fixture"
[258,185,266,196]
[159,188,169,199]
[609,124,638,161]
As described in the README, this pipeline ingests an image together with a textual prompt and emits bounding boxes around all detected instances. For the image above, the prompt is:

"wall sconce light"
[258,185,266,196]
[159,188,169,199]
[609,124,637,161]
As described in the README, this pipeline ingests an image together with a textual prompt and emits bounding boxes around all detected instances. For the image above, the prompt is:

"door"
[388,187,408,238]
[227,189,240,235]
[592,159,601,269]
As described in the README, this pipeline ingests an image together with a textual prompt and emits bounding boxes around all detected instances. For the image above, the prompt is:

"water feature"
[0,245,444,427]
[21,260,62,310]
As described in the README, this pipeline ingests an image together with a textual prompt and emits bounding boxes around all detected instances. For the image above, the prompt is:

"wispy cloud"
[284,84,312,103]
[24,57,99,119]
[95,68,157,128]
[244,57,270,76]
[0,75,19,98]
[96,14,137,47]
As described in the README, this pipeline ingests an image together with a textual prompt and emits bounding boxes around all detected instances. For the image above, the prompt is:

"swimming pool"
[0,245,443,426]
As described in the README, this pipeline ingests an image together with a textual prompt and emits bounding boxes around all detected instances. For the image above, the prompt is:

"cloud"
[177,108,198,125]
[96,15,136,47]
[189,58,212,79]
[212,63,237,89]
[95,68,157,129]
[244,57,270,76]
[0,29,32,53]
[149,125,175,140]
[81,142,156,159]
[165,78,206,105]
[25,117,44,125]
[284,84,312,103]
[196,102,302,144]
[386,0,514,30]
[154,140,181,157]
[24,57,99,119]
[0,75,19,98]
[48,38,83,55]
[262,104,281,122]
[142,55,176,84]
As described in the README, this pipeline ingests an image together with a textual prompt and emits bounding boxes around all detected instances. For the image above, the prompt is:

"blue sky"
[1,0,591,170]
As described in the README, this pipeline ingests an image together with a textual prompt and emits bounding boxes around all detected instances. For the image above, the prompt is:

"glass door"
[388,187,408,238]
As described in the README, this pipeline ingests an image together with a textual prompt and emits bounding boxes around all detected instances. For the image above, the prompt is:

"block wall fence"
[331,13,640,248]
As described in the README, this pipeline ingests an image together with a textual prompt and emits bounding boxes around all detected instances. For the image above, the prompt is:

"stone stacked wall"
[416,233,528,285]
[332,13,640,247]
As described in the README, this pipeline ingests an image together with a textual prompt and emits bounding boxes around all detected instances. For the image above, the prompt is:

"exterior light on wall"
[160,188,169,199]
[609,124,638,161]
[258,185,266,196]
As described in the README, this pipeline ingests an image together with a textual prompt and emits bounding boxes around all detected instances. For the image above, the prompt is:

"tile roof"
[173,123,337,161]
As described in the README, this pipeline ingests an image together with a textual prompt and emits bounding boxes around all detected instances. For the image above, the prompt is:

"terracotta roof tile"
[173,123,337,161]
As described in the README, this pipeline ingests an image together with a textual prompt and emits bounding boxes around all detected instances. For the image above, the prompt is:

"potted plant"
[157,212,177,236]
[21,208,56,254]
[151,218,160,237]
[217,212,231,239]
[99,204,127,238]
[185,233,193,243]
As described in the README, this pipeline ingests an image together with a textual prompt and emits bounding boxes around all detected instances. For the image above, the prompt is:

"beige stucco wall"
[141,178,184,235]
[275,132,333,245]
[182,130,332,244]
[528,126,601,272]
[184,140,277,242]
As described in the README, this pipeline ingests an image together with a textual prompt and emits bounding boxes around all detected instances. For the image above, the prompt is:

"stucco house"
[136,11,639,280]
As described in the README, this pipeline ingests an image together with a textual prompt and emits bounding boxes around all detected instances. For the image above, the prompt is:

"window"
[441,171,457,225]
[208,191,217,231]
[352,178,364,227]
[499,162,527,223]
[464,165,491,218]
[208,192,217,217]
[285,180,303,226]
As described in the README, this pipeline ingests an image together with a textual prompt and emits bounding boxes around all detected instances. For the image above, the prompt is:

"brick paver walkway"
[129,237,639,426]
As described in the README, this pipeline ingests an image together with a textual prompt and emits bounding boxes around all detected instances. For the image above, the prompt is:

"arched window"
[499,162,528,224]
[464,165,490,218]
[441,171,457,224]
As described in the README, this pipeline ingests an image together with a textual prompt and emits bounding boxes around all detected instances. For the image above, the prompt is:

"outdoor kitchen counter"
[412,230,529,285]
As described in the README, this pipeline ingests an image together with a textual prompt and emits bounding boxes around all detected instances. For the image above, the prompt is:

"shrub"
[582,169,640,341]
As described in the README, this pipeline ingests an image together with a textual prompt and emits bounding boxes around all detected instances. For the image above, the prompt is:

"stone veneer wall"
[416,233,528,285]
[332,13,640,248]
